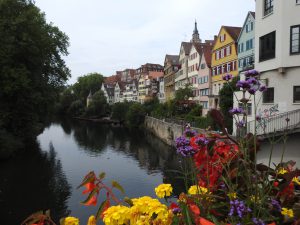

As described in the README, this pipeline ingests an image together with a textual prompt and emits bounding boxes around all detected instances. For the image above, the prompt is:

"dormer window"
[264,0,273,16]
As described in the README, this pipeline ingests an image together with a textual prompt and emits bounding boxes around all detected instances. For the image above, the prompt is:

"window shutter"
[229,45,231,55]
[224,33,226,41]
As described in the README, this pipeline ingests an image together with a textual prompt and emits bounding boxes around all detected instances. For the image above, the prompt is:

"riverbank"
[144,116,206,146]
[73,116,123,125]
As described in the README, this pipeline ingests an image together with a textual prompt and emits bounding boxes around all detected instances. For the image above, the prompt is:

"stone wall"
[144,116,205,146]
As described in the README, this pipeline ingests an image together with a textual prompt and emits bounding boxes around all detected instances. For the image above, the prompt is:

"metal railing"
[247,109,300,136]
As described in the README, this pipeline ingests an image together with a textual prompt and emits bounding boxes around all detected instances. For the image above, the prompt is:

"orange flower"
[189,204,200,216]
[199,217,215,225]
[101,199,111,219]
[84,195,97,206]
[82,182,96,194]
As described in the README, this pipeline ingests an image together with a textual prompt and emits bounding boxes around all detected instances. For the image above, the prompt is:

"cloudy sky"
[36,0,255,84]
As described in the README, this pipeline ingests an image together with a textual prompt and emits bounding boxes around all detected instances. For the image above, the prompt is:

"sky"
[35,0,255,84]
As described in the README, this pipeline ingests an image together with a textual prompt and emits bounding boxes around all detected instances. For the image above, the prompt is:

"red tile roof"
[149,71,164,79]
[223,26,242,41]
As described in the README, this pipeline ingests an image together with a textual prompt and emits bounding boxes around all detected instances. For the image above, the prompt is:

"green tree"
[174,84,194,101]
[72,73,104,101]
[126,103,146,128]
[219,76,239,134]
[111,102,131,121]
[85,90,108,117]
[0,0,70,158]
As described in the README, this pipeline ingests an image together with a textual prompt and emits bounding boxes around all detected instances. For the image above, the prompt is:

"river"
[0,119,183,224]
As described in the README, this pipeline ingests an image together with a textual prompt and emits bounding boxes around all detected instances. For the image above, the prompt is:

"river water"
[0,119,183,224]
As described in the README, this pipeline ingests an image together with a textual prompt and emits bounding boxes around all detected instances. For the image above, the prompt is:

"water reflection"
[0,141,71,224]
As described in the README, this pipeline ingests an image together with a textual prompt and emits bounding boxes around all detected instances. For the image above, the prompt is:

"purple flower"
[229,107,244,115]
[245,69,260,77]
[177,145,197,157]
[256,114,262,121]
[259,85,267,92]
[246,77,259,85]
[175,136,196,157]
[223,73,233,81]
[172,207,181,214]
[184,129,197,138]
[195,136,209,146]
[236,120,246,128]
[252,218,265,225]
[229,199,251,218]
[248,87,258,95]
[236,80,251,89]
[271,199,282,212]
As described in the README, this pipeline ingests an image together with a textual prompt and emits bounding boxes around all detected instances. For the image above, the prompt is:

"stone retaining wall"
[144,116,205,146]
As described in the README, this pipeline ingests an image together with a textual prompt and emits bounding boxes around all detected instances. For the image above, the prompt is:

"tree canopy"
[0,0,70,158]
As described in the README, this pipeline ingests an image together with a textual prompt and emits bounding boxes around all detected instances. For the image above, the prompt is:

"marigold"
[103,205,130,225]
[87,215,96,225]
[278,168,288,175]
[63,217,79,225]
[188,185,208,195]
[154,183,173,198]
[227,192,237,200]
[281,207,294,218]
[292,177,300,185]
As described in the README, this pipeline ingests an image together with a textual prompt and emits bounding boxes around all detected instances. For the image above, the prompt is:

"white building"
[233,0,300,135]
[123,80,139,102]
[101,83,115,105]
[158,76,165,103]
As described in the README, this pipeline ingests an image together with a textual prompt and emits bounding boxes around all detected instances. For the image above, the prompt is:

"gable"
[237,12,255,43]
[213,27,234,51]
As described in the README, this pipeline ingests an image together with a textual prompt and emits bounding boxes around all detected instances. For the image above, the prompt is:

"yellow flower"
[63,217,79,225]
[154,184,173,198]
[103,205,130,225]
[87,215,96,225]
[292,177,300,185]
[227,192,237,200]
[278,168,288,175]
[281,208,294,218]
[188,185,209,195]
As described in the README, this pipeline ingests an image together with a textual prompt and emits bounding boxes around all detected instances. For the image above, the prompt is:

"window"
[227,63,231,72]
[294,86,300,103]
[201,63,206,69]
[250,22,254,31]
[291,25,300,54]
[226,46,231,55]
[259,31,276,61]
[263,87,274,103]
[201,101,208,109]
[264,0,273,16]
[221,49,225,58]
[246,39,253,50]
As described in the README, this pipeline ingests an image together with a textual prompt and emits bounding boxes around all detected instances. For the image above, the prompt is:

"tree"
[111,102,131,121]
[174,84,194,101]
[0,0,70,157]
[72,73,104,101]
[219,76,239,134]
[126,103,146,128]
[85,90,108,117]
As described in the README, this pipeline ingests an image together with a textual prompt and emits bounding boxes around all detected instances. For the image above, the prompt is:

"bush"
[67,100,85,116]
[111,102,131,121]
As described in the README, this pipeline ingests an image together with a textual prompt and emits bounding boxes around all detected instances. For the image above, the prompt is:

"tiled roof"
[223,26,242,41]
[165,54,180,65]
[149,71,164,79]
[250,11,255,19]
[117,81,126,91]
[181,42,192,54]
[201,44,214,67]
[104,74,121,84]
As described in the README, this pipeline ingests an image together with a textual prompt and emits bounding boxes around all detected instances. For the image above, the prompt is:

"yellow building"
[210,26,241,108]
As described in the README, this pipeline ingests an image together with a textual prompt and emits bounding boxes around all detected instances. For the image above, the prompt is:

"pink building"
[198,43,214,115]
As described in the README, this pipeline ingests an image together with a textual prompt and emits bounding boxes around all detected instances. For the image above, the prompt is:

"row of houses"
[99,0,300,120]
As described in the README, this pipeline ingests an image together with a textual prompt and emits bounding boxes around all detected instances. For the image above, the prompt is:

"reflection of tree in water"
[68,120,108,155]
[0,141,71,224]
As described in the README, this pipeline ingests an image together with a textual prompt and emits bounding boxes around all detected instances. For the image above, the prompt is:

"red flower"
[198,217,215,225]
[170,202,179,210]
[84,195,97,206]
[189,204,200,216]
[82,182,96,194]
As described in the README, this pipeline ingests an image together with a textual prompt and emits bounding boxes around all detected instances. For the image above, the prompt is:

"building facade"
[198,43,214,115]
[163,55,180,101]
[238,12,255,72]
[210,26,241,109]
[233,0,300,135]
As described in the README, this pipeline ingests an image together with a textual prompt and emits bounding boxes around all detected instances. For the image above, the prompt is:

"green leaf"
[95,200,108,221]
[81,187,98,205]
[112,180,125,194]
[77,171,95,189]
[99,172,106,180]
